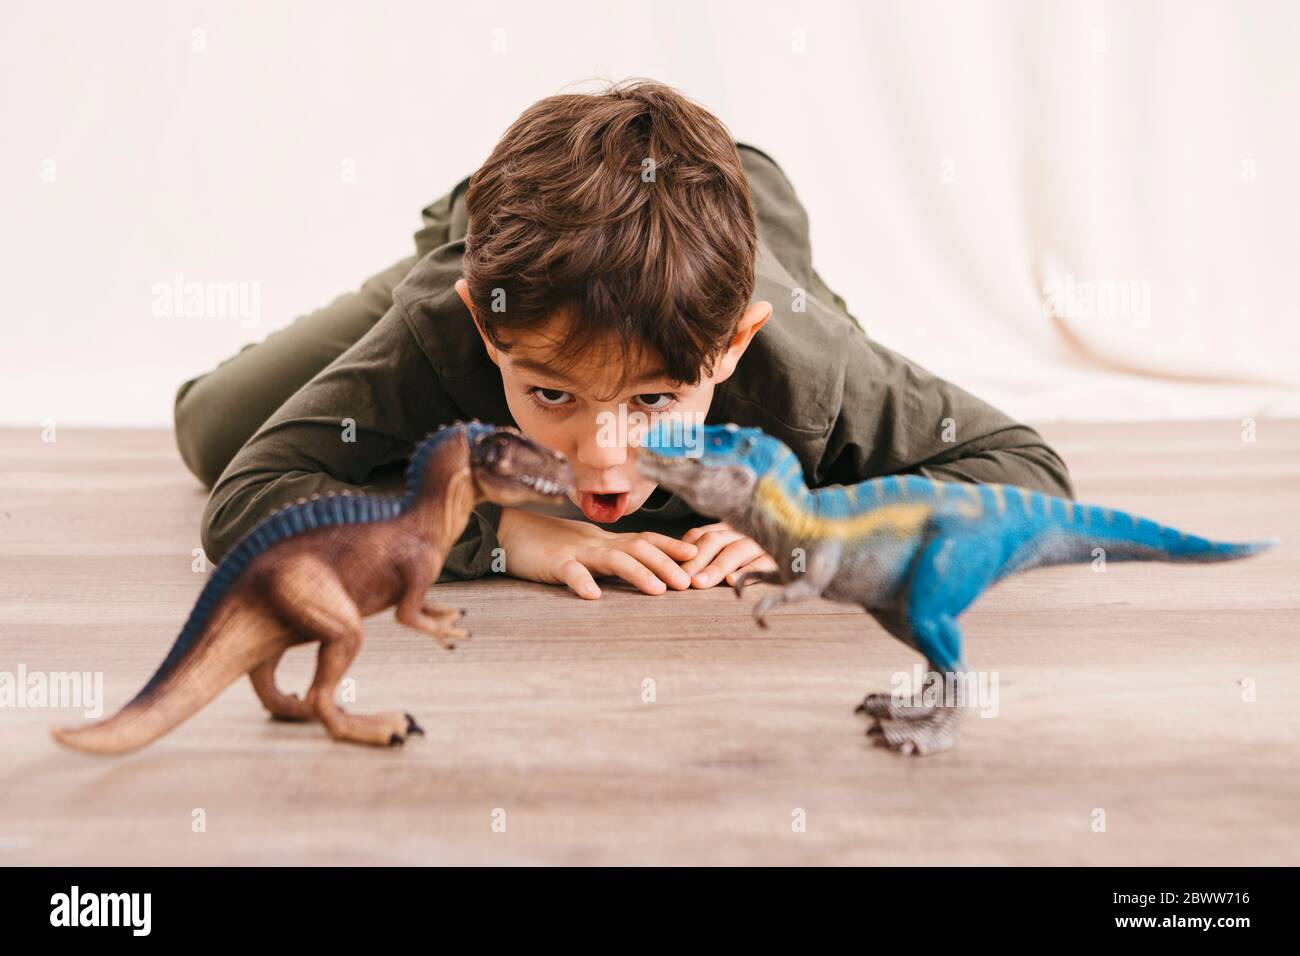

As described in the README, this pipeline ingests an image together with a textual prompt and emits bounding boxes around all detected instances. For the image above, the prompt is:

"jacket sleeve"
[817,331,1074,498]
[199,298,504,579]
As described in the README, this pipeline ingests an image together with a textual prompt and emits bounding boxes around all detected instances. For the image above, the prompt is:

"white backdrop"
[2,0,1298,426]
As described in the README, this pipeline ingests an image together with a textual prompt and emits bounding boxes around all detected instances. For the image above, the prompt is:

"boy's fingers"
[692,538,765,588]
[638,532,698,560]
[599,549,668,595]
[626,540,691,590]
[559,558,601,600]
[680,531,730,573]
[682,523,728,544]
[680,529,741,575]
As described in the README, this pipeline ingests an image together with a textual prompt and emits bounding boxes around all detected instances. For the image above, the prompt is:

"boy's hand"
[496,508,699,600]
[680,522,779,589]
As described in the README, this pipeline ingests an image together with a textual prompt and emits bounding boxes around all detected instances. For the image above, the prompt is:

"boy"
[177,80,1072,599]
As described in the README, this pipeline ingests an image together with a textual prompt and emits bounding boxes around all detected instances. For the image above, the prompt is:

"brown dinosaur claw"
[388,733,405,747]
[405,714,424,736]
[433,625,470,650]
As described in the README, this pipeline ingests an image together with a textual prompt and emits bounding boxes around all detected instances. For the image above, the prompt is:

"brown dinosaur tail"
[51,602,287,755]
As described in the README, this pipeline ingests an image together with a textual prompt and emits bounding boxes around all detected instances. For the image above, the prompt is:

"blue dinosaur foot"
[856,692,962,756]
[855,693,936,721]
[867,707,962,756]
[732,568,781,599]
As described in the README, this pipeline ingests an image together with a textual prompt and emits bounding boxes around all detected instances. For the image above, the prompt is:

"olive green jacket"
[198,145,1072,576]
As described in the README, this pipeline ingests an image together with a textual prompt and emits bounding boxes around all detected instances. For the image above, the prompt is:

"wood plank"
[1,421,1297,864]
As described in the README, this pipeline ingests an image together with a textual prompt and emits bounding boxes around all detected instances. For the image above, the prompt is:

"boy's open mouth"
[579,491,630,524]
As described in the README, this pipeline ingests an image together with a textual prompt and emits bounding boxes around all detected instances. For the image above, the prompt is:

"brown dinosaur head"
[467,425,575,507]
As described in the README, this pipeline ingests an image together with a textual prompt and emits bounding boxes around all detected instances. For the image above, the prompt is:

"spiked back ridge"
[138,421,487,706]
[402,421,498,500]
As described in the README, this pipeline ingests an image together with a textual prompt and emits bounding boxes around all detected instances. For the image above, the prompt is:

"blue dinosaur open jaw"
[635,419,707,483]
[635,450,695,485]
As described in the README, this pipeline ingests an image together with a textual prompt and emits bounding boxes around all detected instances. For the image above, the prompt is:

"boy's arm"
[199,300,504,578]
[818,332,1074,498]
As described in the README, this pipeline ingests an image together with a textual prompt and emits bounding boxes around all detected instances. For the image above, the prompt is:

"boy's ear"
[456,278,500,365]
[712,300,772,383]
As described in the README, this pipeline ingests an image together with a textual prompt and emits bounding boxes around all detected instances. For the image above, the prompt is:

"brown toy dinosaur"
[52,422,574,754]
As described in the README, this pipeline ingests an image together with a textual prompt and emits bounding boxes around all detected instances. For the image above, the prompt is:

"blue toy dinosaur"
[636,422,1277,755]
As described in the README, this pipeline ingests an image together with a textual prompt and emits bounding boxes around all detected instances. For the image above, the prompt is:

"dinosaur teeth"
[516,474,561,495]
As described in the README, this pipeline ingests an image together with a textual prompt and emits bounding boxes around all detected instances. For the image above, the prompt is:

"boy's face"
[456,280,769,524]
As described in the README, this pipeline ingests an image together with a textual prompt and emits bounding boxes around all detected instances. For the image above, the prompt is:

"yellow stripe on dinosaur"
[754,477,933,542]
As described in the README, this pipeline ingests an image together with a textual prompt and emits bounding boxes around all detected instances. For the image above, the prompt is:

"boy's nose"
[576,427,630,471]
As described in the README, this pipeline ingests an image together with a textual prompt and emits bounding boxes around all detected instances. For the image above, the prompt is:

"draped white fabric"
[2,0,1296,424]
[756,0,1300,421]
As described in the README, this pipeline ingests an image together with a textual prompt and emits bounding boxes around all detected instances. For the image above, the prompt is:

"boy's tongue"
[580,491,630,523]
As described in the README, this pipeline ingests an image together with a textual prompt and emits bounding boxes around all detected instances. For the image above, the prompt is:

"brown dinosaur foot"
[431,625,470,651]
[389,712,427,746]
[423,603,466,622]
[411,605,471,650]
[269,703,314,723]
[868,708,962,756]
[320,709,424,748]
[261,690,315,723]
[251,654,317,722]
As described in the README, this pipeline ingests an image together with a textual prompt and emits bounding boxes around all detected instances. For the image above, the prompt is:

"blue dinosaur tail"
[970,484,1279,572]
[1036,495,1278,565]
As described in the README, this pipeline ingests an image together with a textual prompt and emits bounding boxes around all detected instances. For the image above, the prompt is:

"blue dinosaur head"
[640,420,785,467]
[636,421,799,519]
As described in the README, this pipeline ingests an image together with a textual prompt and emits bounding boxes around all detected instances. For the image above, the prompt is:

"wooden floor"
[1,420,1297,865]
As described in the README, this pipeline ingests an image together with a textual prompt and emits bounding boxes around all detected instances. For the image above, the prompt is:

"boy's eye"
[635,393,675,411]
[529,387,572,407]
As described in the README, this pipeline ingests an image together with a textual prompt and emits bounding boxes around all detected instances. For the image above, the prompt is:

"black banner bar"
[0,866,1283,940]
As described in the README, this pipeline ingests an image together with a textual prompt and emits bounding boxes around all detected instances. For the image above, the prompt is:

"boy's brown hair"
[462,79,757,394]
